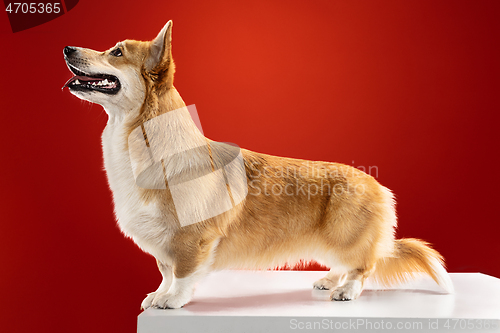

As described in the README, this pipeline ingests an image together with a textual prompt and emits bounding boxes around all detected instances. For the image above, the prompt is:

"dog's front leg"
[149,235,220,309]
[141,260,173,309]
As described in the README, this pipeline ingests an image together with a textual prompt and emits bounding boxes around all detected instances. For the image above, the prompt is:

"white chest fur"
[101,116,174,263]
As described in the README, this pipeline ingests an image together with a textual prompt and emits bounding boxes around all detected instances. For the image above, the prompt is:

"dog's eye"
[110,48,123,57]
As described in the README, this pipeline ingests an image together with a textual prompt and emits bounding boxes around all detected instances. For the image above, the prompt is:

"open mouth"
[63,63,121,94]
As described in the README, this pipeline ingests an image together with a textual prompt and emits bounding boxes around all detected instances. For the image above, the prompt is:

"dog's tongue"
[62,75,103,89]
[63,76,76,89]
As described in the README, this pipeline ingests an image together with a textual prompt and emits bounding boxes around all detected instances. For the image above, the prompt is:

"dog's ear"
[145,20,173,72]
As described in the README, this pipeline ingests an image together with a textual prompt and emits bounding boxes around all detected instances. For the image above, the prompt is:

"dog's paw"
[330,281,362,301]
[141,292,157,310]
[151,291,191,309]
[313,278,338,290]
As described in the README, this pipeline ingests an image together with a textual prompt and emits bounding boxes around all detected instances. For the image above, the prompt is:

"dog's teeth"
[103,79,109,85]
[74,79,80,85]
[97,81,102,86]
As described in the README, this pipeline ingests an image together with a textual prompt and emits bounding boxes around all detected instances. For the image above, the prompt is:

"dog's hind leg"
[313,270,347,290]
[141,260,173,309]
[330,265,375,301]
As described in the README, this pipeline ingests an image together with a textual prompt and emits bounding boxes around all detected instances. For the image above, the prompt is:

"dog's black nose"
[64,46,77,57]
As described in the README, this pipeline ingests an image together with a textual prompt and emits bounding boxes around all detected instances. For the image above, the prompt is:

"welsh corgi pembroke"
[63,20,453,309]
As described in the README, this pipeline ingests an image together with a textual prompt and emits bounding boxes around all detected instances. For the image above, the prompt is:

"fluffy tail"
[373,238,454,293]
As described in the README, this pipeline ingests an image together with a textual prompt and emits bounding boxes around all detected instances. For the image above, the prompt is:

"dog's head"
[63,20,174,116]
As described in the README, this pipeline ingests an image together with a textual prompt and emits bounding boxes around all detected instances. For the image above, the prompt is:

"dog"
[63,20,453,309]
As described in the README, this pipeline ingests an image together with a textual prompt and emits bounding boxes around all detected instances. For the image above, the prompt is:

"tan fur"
[64,21,453,308]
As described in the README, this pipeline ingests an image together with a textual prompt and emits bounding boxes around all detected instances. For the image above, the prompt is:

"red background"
[1,0,499,332]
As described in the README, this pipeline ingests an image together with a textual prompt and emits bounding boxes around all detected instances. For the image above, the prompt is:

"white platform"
[138,271,500,333]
